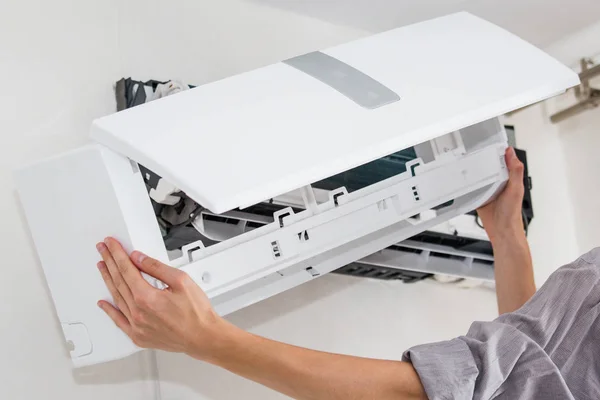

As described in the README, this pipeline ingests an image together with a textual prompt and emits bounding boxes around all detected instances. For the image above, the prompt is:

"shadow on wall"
[249,0,458,33]
[225,272,365,331]
[250,0,600,47]
[72,353,152,386]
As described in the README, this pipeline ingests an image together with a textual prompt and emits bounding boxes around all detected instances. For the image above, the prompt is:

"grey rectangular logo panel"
[283,51,400,110]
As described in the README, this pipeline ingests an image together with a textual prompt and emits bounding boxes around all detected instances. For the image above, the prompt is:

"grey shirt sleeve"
[403,248,600,400]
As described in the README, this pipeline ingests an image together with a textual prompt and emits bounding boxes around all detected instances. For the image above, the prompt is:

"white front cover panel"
[91,12,578,213]
[15,145,168,367]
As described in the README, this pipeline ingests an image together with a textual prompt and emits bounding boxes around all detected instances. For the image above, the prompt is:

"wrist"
[483,214,525,244]
[186,316,245,363]
[489,227,527,250]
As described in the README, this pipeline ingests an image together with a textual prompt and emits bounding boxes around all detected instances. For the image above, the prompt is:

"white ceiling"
[252,0,600,48]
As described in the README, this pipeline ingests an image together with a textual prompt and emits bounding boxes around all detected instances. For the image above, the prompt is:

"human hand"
[96,237,226,361]
[476,147,525,243]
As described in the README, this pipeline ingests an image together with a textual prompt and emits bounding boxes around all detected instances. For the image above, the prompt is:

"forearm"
[193,320,427,400]
[491,230,536,314]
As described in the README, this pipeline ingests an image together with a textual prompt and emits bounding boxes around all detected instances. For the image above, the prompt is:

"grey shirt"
[403,247,600,400]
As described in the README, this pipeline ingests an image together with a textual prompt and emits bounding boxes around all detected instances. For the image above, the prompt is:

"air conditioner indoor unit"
[121,78,532,284]
[15,12,579,367]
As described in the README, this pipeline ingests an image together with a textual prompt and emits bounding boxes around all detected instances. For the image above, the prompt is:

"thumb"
[506,147,524,189]
[131,251,185,288]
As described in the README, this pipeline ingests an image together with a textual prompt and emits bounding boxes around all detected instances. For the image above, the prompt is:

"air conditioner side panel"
[15,145,166,367]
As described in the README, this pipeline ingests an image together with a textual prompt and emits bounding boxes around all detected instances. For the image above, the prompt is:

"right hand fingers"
[97,241,136,307]
[104,237,148,292]
[97,261,131,319]
[130,251,188,290]
[98,299,132,336]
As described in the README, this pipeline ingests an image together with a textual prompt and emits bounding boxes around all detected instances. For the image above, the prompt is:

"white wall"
[116,0,369,85]
[1,0,156,398]
[558,103,600,254]
[545,22,600,255]
[4,0,599,399]
[545,18,600,66]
